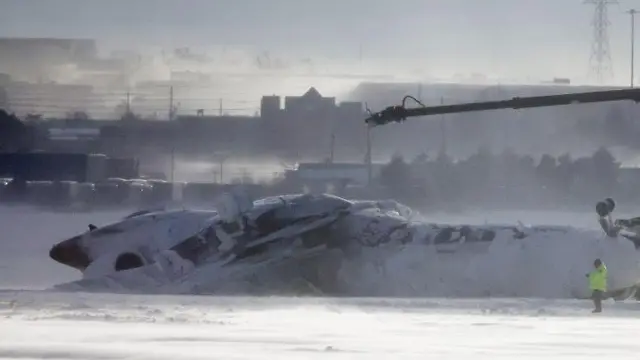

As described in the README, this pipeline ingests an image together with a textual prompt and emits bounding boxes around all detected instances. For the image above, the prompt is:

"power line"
[585,0,618,84]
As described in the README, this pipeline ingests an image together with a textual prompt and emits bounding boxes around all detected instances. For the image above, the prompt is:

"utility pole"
[440,96,447,154]
[125,90,131,115]
[329,131,335,163]
[365,125,372,186]
[213,153,231,183]
[170,144,175,182]
[168,85,174,120]
[168,85,176,181]
[585,0,618,84]
[219,99,223,116]
[627,9,637,87]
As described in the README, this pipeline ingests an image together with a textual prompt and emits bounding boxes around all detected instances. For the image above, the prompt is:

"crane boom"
[364,88,640,127]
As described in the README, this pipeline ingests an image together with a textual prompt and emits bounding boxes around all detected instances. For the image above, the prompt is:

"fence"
[5,83,261,120]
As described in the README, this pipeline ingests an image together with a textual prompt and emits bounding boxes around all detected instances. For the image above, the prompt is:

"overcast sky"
[3,0,640,84]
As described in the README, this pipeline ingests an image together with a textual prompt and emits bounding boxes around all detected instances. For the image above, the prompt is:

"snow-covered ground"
[2,205,640,358]
[1,292,640,359]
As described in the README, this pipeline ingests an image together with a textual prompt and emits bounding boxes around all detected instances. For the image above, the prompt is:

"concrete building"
[260,87,365,159]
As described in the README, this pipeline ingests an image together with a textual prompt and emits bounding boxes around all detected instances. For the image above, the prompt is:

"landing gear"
[596,198,620,238]
[596,198,615,217]
[595,198,640,247]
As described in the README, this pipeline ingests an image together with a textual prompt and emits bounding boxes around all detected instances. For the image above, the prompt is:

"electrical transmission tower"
[585,0,618,84]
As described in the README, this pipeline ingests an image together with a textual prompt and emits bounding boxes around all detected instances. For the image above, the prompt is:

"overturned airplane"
[49,192,640,299]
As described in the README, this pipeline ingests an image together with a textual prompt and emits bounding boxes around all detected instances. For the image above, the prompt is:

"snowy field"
[2,206,640,359]
[2,293,640,359]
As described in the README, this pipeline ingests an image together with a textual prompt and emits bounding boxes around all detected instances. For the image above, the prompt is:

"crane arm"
[364,88,640,127]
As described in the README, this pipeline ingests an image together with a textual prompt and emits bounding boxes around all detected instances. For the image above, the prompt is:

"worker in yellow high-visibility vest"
[586,258,607,313]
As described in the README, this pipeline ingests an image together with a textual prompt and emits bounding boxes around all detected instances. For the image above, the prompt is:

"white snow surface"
[1,292,640,359]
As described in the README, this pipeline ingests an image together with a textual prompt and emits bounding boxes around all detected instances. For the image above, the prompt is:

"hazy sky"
[3,0,640,84]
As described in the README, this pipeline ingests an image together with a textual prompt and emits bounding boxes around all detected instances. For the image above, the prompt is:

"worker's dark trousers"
[592,290,604,312]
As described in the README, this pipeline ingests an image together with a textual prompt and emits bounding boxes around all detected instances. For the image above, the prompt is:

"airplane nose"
[49,235,91,271]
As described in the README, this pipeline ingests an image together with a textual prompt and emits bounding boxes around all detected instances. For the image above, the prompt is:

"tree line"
[377,146,625,211]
